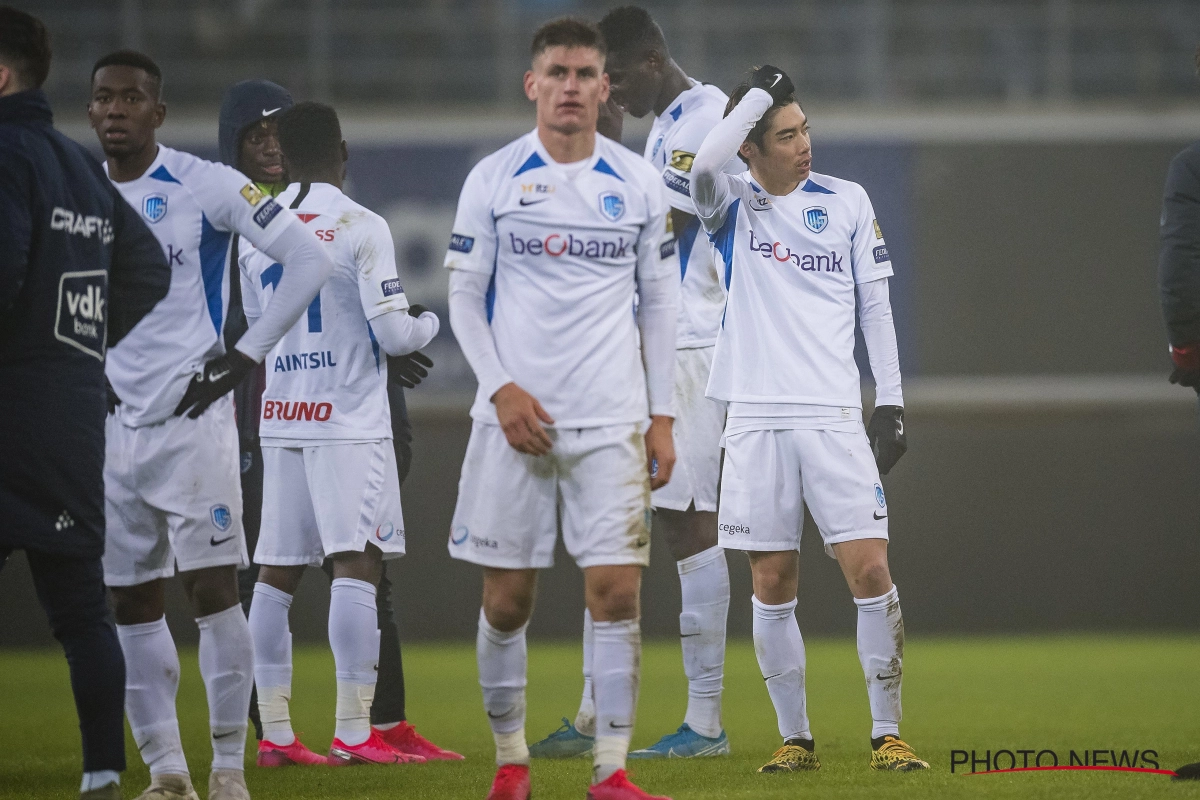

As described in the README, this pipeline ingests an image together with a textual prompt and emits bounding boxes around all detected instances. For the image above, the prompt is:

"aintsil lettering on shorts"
[262,400,333,421]
[508,232,631,260]
[748,231,843,273]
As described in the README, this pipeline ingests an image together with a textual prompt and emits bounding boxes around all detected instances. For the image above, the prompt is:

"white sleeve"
[636,180,679,417]
[232,216,334,363]
[237,247,262,326]
[192,160,294,253]
[353,213,410,321]
[370,309,439,357]
[448,268,512,403]
[857,277,903,407]
[850,185,894,284]
[692,88,772,233]
[443,163,499,276]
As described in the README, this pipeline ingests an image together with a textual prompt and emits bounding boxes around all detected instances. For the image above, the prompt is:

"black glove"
[387,350,434,389]
[751,64,795,105]
[174,350,256,419]
[1169,366,1200,393]
[407,304,429,318]
[106,378,121,415]
[867,405,906,475]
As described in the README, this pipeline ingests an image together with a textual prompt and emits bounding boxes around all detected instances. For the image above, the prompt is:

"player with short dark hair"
[89,49,335,800]
[691,64,927,774]
[0,9,172,800]
[241,100,442,767]
[445,15,677,800]
[531,6,738,761]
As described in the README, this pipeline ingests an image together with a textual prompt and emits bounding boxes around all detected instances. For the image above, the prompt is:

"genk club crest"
[803,206,828,234]
[210,504,233,531]
[142,193,168,223]
[599,192,626,222]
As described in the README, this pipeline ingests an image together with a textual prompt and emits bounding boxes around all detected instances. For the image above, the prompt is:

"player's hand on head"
[173,350,256,419]
[751,64,795,105]
[644,415,676,490]
[867,404,906,475]
[387,350,434,389]
[492,382,555,457]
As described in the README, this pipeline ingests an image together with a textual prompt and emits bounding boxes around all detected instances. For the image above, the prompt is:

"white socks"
[329,578,380,747]
[248,582,295,746]
[80,771,119,792]
[117,617,189,777]
[677,546,729,739]
[574,609,596,736]
[751,597,811,741]
[197,604,254,772]
[477,609,529,765]
[591,618,640,784]
[855,585,903,739]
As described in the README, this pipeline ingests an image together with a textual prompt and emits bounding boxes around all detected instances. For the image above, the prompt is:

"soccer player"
[0,11,171,800]
[530,6,736,760]
[690,65,929,774]
[445,17,678,800]
[217,81,458,761]
[89,51,335,800]
[240,101,440,767]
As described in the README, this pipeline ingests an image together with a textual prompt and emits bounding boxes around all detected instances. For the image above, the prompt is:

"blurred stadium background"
[3,0,1199,647]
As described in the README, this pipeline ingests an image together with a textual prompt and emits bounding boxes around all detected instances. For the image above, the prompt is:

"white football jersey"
[241,182,409,443]
[702,171,893,408]
[105,146,294,427]
[444,130,674,429]
[644,80,739,348]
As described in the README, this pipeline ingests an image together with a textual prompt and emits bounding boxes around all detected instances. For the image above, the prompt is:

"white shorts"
[103,396,247,586]
[449,422,651,570]
[255,440,406,567]
[651,346,725,513]
[717,427,889,557]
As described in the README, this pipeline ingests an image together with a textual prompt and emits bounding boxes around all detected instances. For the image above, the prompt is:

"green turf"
[2,635,1198,799]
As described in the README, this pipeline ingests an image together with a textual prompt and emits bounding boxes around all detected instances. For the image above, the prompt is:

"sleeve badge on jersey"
[253,198,283,228]
[449,233,475,253]
[873,219,883,240]
[669,150,696,173]
[663,172,691,197]
[873,245,890,264]
[381,278,404,297]
[240,183,266,206]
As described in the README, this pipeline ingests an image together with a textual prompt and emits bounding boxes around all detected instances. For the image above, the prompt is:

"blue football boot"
[528,718,594,759]
[629,723,731,759]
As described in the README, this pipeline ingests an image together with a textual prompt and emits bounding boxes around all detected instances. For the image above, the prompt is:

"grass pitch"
[1,635,1198,800]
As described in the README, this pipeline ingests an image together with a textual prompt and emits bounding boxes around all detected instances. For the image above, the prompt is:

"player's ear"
[152,100,166,129]
[599,71,610,103]
[523,69,538,102]
[738,140,757,162]
[340,140,348,164]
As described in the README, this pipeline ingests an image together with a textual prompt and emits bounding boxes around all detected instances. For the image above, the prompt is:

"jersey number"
[260,262,322,333]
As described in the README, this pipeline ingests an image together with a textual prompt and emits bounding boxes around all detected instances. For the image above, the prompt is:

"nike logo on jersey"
[519,197,549,206]
[210,534,236,546]
[873,511,888,520]
[263,107,281,117]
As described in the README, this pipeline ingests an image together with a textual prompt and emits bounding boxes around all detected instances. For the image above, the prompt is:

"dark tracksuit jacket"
[0,89,170,558]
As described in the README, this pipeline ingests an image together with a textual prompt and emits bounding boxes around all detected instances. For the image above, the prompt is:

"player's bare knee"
[483,594,533,632]
[849,559,892,599]
[110,581,165,625]
[258,565,303,596]
[181,566,240,617]
[748,550,799,604]
[331,547,383,586]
